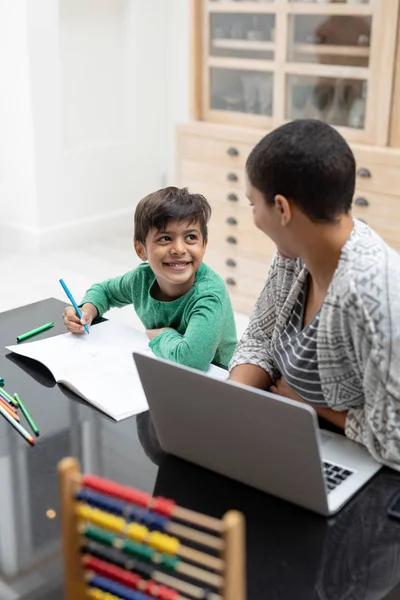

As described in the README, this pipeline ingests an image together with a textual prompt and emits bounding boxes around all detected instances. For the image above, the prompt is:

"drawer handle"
[226,277,237,286]
[227,172,238,182]
[226,258,237,267]
[226,236,238,245]
[357,167,372,178]
[227,193,238,202]
[226,216,237,225]
[354,196,369,207]
[227,146,239,157]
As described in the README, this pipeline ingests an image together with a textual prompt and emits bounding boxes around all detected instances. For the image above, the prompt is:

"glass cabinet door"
[204,3,276,126]
[284,1,397,144]
[287,75,367,129]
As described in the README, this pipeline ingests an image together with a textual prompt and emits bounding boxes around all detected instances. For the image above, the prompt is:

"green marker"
[17,321,54,343]
[0,377,4,387]
[14,394,39,437]
[0,388,18,407]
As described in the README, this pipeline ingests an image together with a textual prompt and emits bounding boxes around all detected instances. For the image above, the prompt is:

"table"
[1,298,400,600]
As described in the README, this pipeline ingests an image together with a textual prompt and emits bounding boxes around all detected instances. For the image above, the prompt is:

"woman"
[230,119,400,470]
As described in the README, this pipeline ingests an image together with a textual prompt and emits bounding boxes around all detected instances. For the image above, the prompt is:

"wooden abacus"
[59,458,246,600]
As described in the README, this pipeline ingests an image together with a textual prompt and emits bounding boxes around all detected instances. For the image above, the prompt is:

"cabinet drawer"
[180,160,245,189]
[208,219,275,262]
[183,181,249,209]
[352,190,400,249]
[206,251,271,284]
[354,157,400,196]
[179,134,253,168]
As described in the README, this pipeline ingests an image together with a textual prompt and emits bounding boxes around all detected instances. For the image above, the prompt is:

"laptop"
[134,353,382,516]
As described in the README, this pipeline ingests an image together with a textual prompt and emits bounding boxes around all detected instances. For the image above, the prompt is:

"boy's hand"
[62,302,98,334]
[146,327,173,340]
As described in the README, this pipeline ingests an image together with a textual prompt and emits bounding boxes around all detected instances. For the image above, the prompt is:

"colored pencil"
[0,388,18,407]
[59,279,89,334]
[17,322,54,343]
[0,397,20,422]
[0,402,34,446]
[14,393,39,437]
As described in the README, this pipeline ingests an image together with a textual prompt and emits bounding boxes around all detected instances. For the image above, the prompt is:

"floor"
[0,223,250,338]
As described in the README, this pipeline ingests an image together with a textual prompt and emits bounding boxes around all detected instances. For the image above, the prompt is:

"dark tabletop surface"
[1,298,400,600]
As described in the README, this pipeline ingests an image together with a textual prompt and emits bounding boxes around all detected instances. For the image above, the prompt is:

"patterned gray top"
[230,220,400,471]
[272,275,326,406]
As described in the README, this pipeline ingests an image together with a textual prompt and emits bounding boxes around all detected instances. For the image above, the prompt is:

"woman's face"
[245,174,298,259]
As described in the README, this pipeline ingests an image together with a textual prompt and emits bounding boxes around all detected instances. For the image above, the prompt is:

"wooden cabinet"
[196,0,399,145]
[178,1,400,314]
[390,19,400,146]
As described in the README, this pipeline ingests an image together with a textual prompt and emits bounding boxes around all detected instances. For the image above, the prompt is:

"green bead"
[0,378,4,387]
[160,554,180,571]
[84,525,114,547]
[123,539,155,561]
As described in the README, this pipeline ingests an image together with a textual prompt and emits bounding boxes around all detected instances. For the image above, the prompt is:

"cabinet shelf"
[208,56,275,71]
[207,2,277,14]
[293,43,370,58]
[212,39,275,52]
[287,3,373,16]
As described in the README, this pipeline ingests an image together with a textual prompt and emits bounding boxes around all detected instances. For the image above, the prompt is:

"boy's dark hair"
[134,186,211,245]
[246,119,356,222]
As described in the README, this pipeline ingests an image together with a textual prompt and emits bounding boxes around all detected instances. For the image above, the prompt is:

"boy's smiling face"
[134,219,207,300]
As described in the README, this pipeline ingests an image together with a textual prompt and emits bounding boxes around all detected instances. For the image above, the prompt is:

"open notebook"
[6,321,228,421]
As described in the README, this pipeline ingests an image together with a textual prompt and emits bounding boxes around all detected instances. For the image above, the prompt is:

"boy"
[63,186,237,371]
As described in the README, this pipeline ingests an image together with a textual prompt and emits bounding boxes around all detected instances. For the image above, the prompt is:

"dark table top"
[1,298,400,600]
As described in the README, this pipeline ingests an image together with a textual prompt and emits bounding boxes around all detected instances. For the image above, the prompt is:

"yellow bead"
[127,522,148,543]
[87,588,120,600]
[76,504,125,535]
[148,530,180,555]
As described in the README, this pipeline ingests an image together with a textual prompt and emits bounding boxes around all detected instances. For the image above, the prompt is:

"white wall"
[0,0,190,251]
[0,0,37,231]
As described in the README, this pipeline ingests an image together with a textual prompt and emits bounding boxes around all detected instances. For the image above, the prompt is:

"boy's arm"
[148,295,226,372]
[81,271,136,317]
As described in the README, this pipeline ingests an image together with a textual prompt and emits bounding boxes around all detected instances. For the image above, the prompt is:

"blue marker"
[59,279,90,334]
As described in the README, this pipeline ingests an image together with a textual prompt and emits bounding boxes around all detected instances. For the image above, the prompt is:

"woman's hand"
[269,377,305,403]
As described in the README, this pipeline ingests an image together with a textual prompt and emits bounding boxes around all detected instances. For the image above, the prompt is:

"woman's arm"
[229,254,283,384]
[230,364,272,390]
[270,377,348,429]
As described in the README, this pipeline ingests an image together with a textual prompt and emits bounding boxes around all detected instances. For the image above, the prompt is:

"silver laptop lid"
[134,353,329,514]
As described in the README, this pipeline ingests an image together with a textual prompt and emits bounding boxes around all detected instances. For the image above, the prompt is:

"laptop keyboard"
[323,462,354,493]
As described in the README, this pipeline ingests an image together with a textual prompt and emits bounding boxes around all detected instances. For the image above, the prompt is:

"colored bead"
[87,588,120,600]
[79,505,180,558]
[127,523,148,544]
[89,574,152,600]
[146,531,180,556]
[82,475,176,517]
[0,378,4,387]
[159,554,179,572]
[152,498,176,518]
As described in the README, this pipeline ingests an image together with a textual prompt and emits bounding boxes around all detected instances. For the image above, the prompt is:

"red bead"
[152,497,176,517]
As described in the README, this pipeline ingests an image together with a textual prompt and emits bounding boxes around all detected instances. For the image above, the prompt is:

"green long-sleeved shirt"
[81,262,237,371]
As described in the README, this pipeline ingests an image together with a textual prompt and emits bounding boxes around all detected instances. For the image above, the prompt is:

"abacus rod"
[168,522,224,551]
[71,474,223,533]
[76,504,224,572]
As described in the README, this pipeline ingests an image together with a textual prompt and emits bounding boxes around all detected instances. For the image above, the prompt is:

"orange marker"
[0,397,20,422]
[0,402,34,446]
